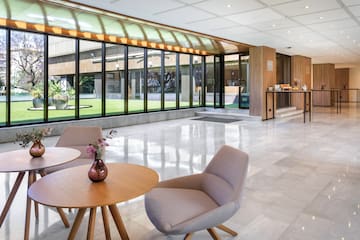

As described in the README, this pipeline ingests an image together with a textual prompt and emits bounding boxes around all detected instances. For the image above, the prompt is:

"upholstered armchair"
[44,125,103,174]
[145,145,249,239]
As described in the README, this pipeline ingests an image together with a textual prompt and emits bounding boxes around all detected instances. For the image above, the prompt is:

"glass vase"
[29,140,45,157]
[88,155,108,182]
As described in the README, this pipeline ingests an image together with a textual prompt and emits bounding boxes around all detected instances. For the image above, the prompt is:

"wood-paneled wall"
[249,46,276,119]
[291,55,311,110]
[335,68,349,102]
[313,64,335,106]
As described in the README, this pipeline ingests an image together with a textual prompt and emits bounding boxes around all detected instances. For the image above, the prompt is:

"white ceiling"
[71,0,360,64]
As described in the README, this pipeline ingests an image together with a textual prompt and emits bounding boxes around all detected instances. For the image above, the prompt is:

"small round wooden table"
[0,147,81,240]
[28,163,159,240]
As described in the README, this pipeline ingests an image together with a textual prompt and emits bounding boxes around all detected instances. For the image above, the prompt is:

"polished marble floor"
[1,103,360,239]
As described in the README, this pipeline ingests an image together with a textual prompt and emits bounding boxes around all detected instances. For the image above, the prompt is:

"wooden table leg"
[34,174,39,220]
[24,171,36,240]
[39,169,70,228]
[0,172,25,227]
[68,208,87,240]
[101,206,111,240]
[87,208,97,240]
[56,207,70,228]
[108,205,129,240]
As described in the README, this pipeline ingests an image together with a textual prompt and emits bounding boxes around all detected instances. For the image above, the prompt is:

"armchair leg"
[207,228,221,240]
[216,224,238,236]
[184,233,193,240]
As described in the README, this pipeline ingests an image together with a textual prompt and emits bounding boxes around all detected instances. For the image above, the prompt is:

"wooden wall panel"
[249,46,276,119]
[313,64,335,106]
[291,55,311,110]
[335,68,349,102]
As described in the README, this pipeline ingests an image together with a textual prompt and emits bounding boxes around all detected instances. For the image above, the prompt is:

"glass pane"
[173,32,191,48]
[224,54,240,108]
[164,52,176,110]
[9,0,45,24]
[0,29,6,125]
[187,35,201,49]
[124,23,144,40]
[105,43,125,115]
[240,55,250,109]
[0,0,8,19]
[205,56,214,107]
[48,36,76,121]
[143,25,162,43]
[10,31,44,124]
[79,40,102,118]
[102,16,126,37]
[192,56,202,107]
[128,46,144,113]
[179,54,190,108]
[147,50,161,111]
[44,5,77,30]
[159,30,177,45]
[76,12,102,33]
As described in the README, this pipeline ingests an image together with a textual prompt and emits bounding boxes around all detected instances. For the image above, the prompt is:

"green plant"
[31,86,43,99]
[15,127,52,148]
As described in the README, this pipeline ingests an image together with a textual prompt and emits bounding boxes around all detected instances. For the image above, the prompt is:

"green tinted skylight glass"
[44,5,76,30]
[173,32,191,48]
[142,25,162,43]
[9,0,44,24]
[101,16,125,37]
[187,35,202,49]
[0,0,7,19]
[159,29,177,45]
[123,22,144,40]
[76,12,102,33]
[199,37,215,50]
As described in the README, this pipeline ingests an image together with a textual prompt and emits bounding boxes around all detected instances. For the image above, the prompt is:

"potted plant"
[15,128,52,157]
[50,81,69,110]
[31,86,44,108]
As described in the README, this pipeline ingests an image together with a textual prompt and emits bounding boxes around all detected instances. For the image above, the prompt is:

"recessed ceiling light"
[272,24,276,28]
[287,30,291,34]
[227,4,232,8]
[319,16,324,20]
[305,5,310,9]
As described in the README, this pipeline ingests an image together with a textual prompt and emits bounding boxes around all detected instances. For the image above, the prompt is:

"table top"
[28,163,159,208]
[0,147,81,172]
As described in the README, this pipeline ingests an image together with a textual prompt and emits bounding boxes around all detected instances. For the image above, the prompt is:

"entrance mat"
[192,117,242,123]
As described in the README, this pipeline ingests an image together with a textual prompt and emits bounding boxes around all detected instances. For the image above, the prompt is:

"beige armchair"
[144,145,249,239]
[44,125,103,174]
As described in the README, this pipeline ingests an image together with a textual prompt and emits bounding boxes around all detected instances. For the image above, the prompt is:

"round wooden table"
[28,163,159,240]
[0,147,80,240]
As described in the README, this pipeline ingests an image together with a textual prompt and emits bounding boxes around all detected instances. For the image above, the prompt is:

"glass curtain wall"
[128,46,145,113]
[0,29,6,126]
[164,52,176,110]
[224,54,240,109]
[147,50,162,111]
[205,56,214,107]
[179,54,190,108]
[105,43,125,115]
[48,36,76,120]
[79,40,102,118]
[240,55,250,108]
[10,31,44,124]
[192,55,202,107]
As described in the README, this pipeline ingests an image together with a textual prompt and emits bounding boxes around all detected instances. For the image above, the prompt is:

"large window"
[0,29,6,126]
[79,40,102,118]
[128,46,145,113]
[179,54,190,108]
[10,31,44,124]
[105,43,125,115]
[147,50,162,111]
[205,56,214,107]
[164,52,176,110]
[48,36,76,121]
[192,55,202,107]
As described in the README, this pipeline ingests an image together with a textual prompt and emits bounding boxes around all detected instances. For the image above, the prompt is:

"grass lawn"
[0,98,194,125]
